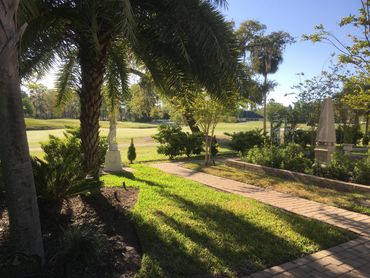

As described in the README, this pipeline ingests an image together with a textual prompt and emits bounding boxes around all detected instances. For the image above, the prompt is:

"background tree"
[292,67,343,126]
[236,20,294,133]
[0,0,44,266]
[266,100,288,125]
[193,92,237,166]
[341,75,370,138]
[21,91,34,117]
[128,83,158,122]
[304,0,370,78]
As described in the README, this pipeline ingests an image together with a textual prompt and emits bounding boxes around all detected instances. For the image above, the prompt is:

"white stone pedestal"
[104,150,123,172]
[314,144,335,164]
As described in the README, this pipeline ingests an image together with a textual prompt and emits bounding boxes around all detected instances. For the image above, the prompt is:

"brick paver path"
[151,162,370,278]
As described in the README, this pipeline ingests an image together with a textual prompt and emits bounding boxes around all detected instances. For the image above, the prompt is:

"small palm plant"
[128,138,136,164]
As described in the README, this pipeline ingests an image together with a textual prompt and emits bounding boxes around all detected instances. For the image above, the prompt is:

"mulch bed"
[0,187,141,278]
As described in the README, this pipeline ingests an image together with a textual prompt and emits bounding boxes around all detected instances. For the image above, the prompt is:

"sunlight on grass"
[182,162,370,216]
[25,118,159,130]
[26,120,311,163]
[102,165,354,277]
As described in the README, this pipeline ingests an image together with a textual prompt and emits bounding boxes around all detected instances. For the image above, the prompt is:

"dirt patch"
[0,187,141,277]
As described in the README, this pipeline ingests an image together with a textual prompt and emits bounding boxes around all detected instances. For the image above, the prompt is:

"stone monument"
[104,115,123,172]
[314,97,336,164]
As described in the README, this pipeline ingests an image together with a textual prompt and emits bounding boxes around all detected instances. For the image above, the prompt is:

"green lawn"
[25,118,159,130]
[182,162,370,216]
[102,165,354,277]
[26,119,273,161]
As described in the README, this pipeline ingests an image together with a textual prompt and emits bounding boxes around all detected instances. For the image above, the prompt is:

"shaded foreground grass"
[102,165,354,277]
[182,162,370,216]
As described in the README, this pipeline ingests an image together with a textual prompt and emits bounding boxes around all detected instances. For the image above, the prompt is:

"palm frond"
[20,0,70,78]
[104,39,130,113]
[55,50,80,106]
[131,0,239,100]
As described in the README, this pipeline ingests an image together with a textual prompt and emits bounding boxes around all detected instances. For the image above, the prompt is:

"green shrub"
[226,129,265,155]
[310,161,330,177]
[352,158,370,185]
[184,132,204,157]
[286,129,316,147]
[245,144,311,173]
[245,145,283,168]
[363,134,369,145]
[280,144,312,173]
[127,138,136,163]
[32,128,106,202]
[153,125,203,159]
[336,125,363,145]
[153,125,187,159]
[326,153,354,182]
[60,226,105,265]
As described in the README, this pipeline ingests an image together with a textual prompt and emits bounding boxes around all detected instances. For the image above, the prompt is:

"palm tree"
[21,0,240,178]
[249,33,294,134]
[0,0,44,264]
[236,20,294,134]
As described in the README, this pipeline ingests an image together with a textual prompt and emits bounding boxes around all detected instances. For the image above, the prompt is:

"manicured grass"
[25,118,159,130]
[27,119,265,161]
[102,165,354,277]
[182,162,370,216]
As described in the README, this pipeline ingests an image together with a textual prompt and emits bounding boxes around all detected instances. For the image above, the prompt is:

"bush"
[153,125,187,159]
[153,125,203,159]
[310,160,330,177]
[287,129,316,147]
[245,144,311,173]
[336,125,363,145]
[127,138,136,163]
[326,152,354,182]
[184,132,204,157]
[60,226,106,265]
[280,144,312,173]
[363,134,369,145]
[226,129,265,155]
[32,128,107,202]
[245,145,283,168]
[352,158,370,185]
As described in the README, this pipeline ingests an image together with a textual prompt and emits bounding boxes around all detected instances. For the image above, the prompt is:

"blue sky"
[221,0,361,105]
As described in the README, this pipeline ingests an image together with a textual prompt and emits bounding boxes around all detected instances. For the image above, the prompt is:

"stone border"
[225,159,370,193]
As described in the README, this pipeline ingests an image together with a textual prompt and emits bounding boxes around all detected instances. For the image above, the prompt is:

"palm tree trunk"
[0,0,44,263]
[79,43,108,178]
[184,111,201,133]
[263,73,268,135]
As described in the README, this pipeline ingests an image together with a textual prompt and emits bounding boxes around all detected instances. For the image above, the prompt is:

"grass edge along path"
[102,165,354,278]
[181,161,370,216]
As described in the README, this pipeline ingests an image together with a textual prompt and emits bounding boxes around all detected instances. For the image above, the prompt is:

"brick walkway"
[151,162,370,278]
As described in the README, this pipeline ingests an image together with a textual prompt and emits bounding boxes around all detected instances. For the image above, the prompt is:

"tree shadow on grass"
[134,187,341,277]
[266,206,356,249]
[105,170,354,277]
[104,170,135,180]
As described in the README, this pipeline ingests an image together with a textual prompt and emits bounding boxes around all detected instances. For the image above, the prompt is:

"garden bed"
[0,187,141,278]
[226,159,370,193]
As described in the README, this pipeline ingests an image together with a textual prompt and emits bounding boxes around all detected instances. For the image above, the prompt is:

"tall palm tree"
[21,0,240,178]
[0,0,44,264]
[236,20,294,134]
[249,33,294,134]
